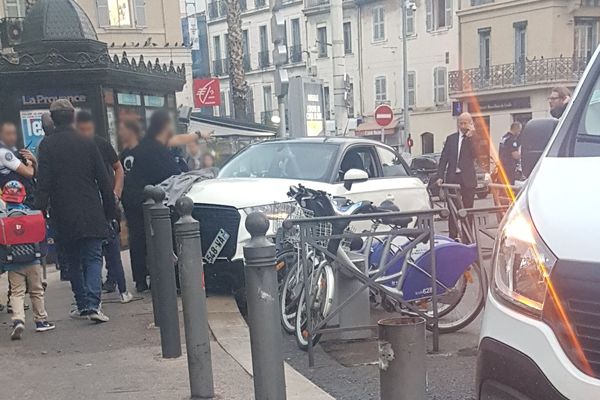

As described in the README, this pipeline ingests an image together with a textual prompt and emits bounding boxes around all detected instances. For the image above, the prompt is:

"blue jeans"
[103,227,127,294]
[64,238,104,313]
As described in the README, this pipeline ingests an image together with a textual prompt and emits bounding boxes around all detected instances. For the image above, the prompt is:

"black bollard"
[143,185,160,327]
[174,196,214,399]
[243,212,287,400]
[149,186,182,359]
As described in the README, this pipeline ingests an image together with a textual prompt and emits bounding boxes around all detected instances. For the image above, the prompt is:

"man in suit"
[436,112,478,240]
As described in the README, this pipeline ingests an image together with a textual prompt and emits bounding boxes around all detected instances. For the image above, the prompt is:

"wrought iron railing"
[449,56,589,93]
[305,0,330,8]
[289,45,303,63]
[212,59,228,76]
[258,50,270,68]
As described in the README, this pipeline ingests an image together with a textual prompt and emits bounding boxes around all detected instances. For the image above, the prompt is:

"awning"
[355,117,401,137]
[189,119,275,138]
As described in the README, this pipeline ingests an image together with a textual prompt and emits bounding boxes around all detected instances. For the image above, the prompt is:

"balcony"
[207,1,227,20]
[288,45,303,63]
[305,0,330,8]
[212,59,229,76]
[258,51,270,69]
[449,56,589,94]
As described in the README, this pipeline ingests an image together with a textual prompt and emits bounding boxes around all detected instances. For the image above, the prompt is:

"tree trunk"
[225,0,248,121]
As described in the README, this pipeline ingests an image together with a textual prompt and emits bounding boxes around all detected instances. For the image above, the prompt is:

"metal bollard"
[143,185,160,327]
[243,212,287,400]
[149,186,182,359]
[174,196,214,399]
[378,317,426,400]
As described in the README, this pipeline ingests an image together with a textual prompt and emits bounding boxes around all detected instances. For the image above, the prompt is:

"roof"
[22,0,97,43]
[190,114,276,137]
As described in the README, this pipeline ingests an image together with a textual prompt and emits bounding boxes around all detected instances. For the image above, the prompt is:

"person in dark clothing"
[122,110,182,293]
[118,120,143,175]
[549,86,571,119]
[436,112,478,240]
[76,111,132,304]
[498,121,522,185]
[35,99,116,323]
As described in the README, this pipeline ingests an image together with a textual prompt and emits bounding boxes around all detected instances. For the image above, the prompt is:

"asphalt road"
[281,196,498,400]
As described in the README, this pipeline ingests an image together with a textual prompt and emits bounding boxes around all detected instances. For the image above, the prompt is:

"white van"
[477,49,600,398]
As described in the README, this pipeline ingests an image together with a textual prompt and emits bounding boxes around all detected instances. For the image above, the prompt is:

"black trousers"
[447,175,475,240]
[123,205,148,285]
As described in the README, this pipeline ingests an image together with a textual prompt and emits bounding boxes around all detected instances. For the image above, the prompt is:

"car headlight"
[492,198,556,316]
[243,202,296,220]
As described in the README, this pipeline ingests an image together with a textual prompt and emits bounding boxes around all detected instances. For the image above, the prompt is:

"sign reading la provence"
[22,93,87,106]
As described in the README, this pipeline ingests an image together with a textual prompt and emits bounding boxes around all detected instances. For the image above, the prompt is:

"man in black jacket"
[35,100,116,323]
[436,112,478,240]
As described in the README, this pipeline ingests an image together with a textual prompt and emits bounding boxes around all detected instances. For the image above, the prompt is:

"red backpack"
[0,209,47,264]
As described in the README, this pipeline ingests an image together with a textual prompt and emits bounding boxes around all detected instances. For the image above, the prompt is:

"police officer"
[0,122,36,206]
[498,121,522,185]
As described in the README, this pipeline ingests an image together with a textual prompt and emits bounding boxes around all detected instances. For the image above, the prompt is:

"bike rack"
[282,208,447,367]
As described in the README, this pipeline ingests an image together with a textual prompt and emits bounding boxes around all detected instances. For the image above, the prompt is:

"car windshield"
[218,142,339,181]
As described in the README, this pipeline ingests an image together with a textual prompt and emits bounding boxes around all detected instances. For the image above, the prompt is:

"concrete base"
[332,259,372,341]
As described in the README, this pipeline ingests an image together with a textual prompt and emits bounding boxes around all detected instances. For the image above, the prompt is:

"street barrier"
[143,185,160,327]
[174,196,215,399]
[148,186,182,359]
[243,212,287,400]
[378,317,426,400]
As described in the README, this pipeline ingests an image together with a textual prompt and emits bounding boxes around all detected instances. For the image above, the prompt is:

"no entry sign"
[374,104,394,127]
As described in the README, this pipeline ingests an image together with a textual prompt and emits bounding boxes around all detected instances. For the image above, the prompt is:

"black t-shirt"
[94,136,119,189]
[120,147,136,175]
[499,132,520,180]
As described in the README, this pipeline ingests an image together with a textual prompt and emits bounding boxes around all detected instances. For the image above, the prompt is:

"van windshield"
[218,142,339,181]
[570,73,600,156]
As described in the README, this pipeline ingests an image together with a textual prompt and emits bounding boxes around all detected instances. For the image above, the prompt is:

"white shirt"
[0,147,22,176]
[456,133,465,173]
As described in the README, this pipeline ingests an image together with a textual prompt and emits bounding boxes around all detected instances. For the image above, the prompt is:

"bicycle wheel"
[295,260,335,351]
[276,249,299,286]
[280,260,302,334]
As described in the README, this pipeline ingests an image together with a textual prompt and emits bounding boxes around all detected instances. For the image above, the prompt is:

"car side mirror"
[520,118,558,178]
[343,169,368,190]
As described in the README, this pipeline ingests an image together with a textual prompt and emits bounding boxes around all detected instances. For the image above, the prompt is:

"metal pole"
[174,196,214,399]
[243,212,287,400]
[149,186,182,359]
[143,185,160,327]
[429,216,439,352]
[401,0,410,148]
[278,97,287,137]
[331,0,347,135]
[380,127,385,144]
[378,317,426,400]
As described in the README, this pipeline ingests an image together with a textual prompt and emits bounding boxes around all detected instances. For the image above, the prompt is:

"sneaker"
[120,291,134,304]
[11,320,25,340]
[35,321,56,332]
[69,308,88,320]
[102,280,117,293]
[88,310,110,323]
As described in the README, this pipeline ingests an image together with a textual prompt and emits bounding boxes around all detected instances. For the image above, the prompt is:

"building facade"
[0,0,194,106]
[450,0,600,156]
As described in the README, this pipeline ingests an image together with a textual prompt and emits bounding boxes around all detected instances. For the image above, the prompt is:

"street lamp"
[401,0,415,151]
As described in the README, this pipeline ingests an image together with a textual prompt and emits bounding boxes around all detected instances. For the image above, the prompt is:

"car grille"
[192,205,240,262]
[542,260,600,378]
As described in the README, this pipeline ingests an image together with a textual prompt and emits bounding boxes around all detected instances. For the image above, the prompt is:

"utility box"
[288,76,326,137]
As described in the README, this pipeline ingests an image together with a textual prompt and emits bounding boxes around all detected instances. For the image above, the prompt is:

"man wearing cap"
[35,99,116,323]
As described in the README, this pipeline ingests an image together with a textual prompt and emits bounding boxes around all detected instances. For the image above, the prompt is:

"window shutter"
[426,0,433,32]
[445,0,453,28]
[96,0,110,27]
[134,0,146,27]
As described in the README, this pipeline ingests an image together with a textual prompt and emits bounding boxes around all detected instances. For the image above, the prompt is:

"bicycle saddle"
[376,200,412,228]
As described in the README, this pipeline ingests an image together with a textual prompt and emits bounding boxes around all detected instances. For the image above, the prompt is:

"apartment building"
[451,0,600,153]
[1,0,194,106]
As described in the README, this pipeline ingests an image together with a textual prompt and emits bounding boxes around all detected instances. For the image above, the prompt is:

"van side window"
[377,147,409,177]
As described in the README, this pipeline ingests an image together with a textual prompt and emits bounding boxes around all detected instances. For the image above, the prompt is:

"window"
[340,147,378,179]
[242,30,251,70]
[376,147,409,177]
[575,18,599,62]
[421,132,434,154]
[323,86,331,119]
[218,91,226,116]
[471,0,493,5]
[407,71,416,107]
[263,85,273,113]
[291,18,301,47]
[514,22,527,81]
[4,0,26,18]
[97,0,145,27]
[433,67,447,104]
[213,36,222,60]
[406,7,415,36]
[317,26,328,57]
[479,28,491,78]
[375,76,387,104]
[373,6,385,41]
[426,0,452,31]
[259,25,270,68]
[343,22,352,54]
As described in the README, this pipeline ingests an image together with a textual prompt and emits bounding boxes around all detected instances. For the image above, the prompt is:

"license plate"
[204,229,230,264]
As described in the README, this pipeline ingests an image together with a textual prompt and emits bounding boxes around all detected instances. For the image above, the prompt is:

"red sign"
[193,79,221,107]
[374,104,394,127]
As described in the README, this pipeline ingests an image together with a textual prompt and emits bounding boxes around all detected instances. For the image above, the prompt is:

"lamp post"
[401,1,415,150]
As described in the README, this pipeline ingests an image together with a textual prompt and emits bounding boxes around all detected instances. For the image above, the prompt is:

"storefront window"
[117,93,141,106]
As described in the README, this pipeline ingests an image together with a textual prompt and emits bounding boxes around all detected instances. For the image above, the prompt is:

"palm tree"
[225,0,249,121]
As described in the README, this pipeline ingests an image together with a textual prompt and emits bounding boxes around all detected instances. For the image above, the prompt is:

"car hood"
[528,156,600,262]
[186,177,333,209]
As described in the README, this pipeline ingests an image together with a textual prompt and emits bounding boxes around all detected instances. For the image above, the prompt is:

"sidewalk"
[0,252,332,400]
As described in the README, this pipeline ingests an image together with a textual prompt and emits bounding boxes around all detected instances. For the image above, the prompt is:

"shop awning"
[355,117,401,137]
[189,115,276,138]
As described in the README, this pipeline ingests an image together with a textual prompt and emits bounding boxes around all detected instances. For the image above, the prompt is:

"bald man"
[436,112,478,239]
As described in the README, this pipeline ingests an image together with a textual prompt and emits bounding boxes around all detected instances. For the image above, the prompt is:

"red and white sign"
[374,104,394,127]
[193,79,221,107]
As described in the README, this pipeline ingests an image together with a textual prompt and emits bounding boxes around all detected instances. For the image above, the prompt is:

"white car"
[186,137,431,294]
[477,47,600,398]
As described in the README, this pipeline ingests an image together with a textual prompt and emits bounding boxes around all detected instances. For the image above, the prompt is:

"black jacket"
[35,125,116,243]
[122,137,182,208]
[437,131,477,189]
